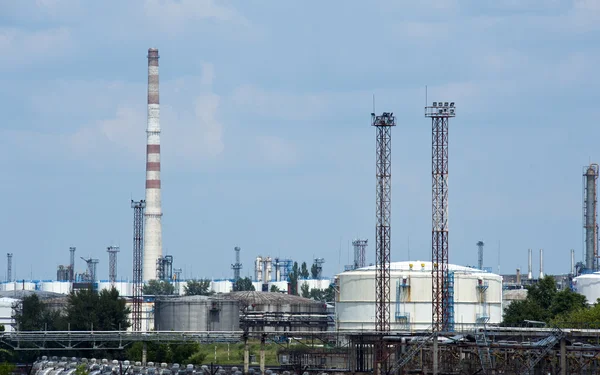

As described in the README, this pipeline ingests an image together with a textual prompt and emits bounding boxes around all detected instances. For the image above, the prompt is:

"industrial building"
[335,261,502,331]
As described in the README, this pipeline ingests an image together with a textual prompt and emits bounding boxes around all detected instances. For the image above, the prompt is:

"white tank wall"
[0,297,17,332]
[297,279,331,292]
[574,273,600,304]
[211,280,233,294]
[39,281,71,294]
[1,281,37,291]
[269,281,289,293]
[336,261,503,331]
[97,281,131,296]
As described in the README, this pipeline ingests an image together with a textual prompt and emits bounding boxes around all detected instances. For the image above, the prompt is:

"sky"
[1,0,599,281]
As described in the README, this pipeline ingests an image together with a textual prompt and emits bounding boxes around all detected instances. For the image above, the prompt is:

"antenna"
[372,94,375,114]
[425,85,428,108]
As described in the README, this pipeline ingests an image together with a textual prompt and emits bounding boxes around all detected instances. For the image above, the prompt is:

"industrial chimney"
[539,248,544,279]
[584,164,599,271]
[143,48,163,281]
[516,268,521,285]
[527,249,533,280]
[571,249,575,275]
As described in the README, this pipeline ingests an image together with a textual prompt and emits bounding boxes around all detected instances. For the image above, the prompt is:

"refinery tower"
[143,48,163,280]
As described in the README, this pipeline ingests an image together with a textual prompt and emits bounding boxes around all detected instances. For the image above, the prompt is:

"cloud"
[254,135,298,166]
[0,27,72,69]
[143,0,249,35]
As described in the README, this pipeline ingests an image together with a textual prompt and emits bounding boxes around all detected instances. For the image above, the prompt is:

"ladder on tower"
[518,327,565,375]
[475,324,492,374]
[387,329,434,375]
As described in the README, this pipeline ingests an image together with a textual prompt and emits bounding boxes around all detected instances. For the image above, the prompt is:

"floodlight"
[438,109,443,114]
[390,112,394,117]
[450,102,454,107]
[450,109,455,114]
[444,102,449,107]
[433,102,437,107]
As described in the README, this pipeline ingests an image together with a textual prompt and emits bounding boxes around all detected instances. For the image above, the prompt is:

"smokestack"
[584,164,598,271]
[571,249,575,275]
[527,249,533,280]
[516,268,521,284]
[539,248,544,279]
[143,48,163,281]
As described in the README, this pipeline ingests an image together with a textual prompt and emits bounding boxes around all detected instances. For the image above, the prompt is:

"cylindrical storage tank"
[97,281,130,296]
[154,296,239,331]
[574,272,600,304]
[268,281,288,293]
[39,281,71,294]
[335,261,503,331]
[210,280,233,294]
[296,279,331,292]
[224,291,328,332]
[252,282,264,292]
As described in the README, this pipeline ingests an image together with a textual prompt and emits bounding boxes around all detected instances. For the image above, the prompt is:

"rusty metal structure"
[426,101,456,333]
[131,199,146,332]
[372,111,395,374]
[352,239,368,269]
[583,163,599,271]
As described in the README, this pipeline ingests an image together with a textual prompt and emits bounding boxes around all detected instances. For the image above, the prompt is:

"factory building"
[335,261,503,331]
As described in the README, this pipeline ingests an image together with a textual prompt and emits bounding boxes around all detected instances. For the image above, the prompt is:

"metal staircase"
[387,329,435,375]
[475,324,492,374]
[518,327,565,375]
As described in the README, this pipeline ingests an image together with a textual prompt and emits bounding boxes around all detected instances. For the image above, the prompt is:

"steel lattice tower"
[352,239,368,269]
[231,247,242,281]
[372,112,395,375]
[107,246,120,286]
[131,200,146,332]
[6,253,12,282]
[426,101,456,332]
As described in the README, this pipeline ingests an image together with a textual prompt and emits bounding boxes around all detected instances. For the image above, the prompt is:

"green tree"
[288,262,299,295]
[66,287,130,331]
[300,262,309,279]
[270,285,280,293]
[184,279,212,296]
[233,277,255,292]
[0,362,15,375]
[143,280,175,295]
[13,294,63,331]
[550,288,587,317]
[308,285,336,302]
[300,282,310,298]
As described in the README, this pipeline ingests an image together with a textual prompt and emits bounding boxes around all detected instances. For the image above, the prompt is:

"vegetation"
[127,342,200,364]
[300,262,310,279]
[184,279,212,296]
[300,282,310,298]
[503,275,586,325]
[311,263,320,279]
[13,287,130,331]
[309,285,335,302]
[233,277,255,292]
[269,285,280,293]
[288,262,300,295]
[0,362,15,375]
[143,280,175,295]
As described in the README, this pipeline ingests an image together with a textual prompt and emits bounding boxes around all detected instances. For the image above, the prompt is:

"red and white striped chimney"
[143,48,163,281]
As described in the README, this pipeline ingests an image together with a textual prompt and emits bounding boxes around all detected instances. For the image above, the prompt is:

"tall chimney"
[527,249,533,280]
[539,248,544,279]
[143,48,163,281]
[584,164,598,271]
[516,268,521,285]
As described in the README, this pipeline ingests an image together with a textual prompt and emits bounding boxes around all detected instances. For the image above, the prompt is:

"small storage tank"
[336,261,503,331]
[39,281,71,294]
[210,280,233,294]
[97,281,130,296]
[296,278,331,292]
[573,272,600,304]
[154,295,239,331]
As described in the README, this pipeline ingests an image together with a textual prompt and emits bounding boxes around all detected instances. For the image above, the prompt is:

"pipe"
[571,249,575,275]
[527,249,533,280]
[539,248,544,279]
[516,268,521,284]
[143,48,163,281]
[584,164,599,270]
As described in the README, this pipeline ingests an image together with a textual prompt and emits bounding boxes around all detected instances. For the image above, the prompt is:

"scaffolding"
[446,271,455,332]
[395,277,410,330]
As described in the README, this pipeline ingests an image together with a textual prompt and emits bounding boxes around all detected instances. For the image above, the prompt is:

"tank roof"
[0,290,65,299]
[346,261,499,275]
[223,291,322,306]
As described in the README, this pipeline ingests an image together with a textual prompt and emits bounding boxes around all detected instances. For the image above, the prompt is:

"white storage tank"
[97,281,130,296]
[297,279,331,292]
[210,280,233,294]
[573,272,600,304]
[268,281,289,293]
[335,261,503,331]
[39,281,71,294]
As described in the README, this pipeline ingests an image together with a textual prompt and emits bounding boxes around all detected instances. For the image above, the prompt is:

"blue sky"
[1,0,599,281]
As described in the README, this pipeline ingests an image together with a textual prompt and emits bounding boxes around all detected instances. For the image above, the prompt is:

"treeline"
[503,275,598,327]
[14,288,130,331]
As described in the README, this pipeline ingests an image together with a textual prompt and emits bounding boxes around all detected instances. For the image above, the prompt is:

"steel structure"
[131,199,146,332]
[156,255,173,281]
[69,247,76,282]
[107,246,120,285]
[313,258,325,279]
[6,253,12,282]
[352,239,368,269]
[372,111,395,375]
[477,241,484,270]
[426,101,456,333]
[584,164,599,271]
[231,246,242,281]
[80,257,99,283]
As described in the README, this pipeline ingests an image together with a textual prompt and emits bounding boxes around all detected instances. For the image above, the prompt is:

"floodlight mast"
[425,101,456,334]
